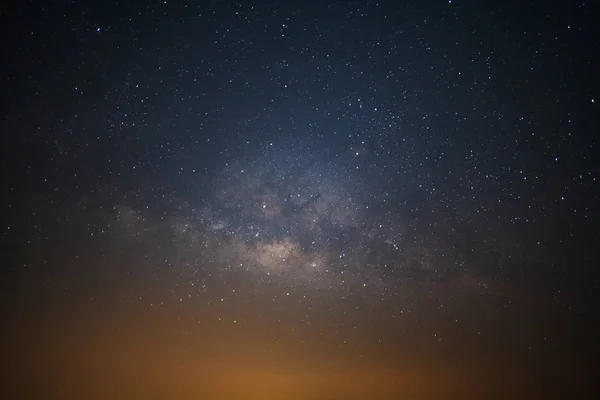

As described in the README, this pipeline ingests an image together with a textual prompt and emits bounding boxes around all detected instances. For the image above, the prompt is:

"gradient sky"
[1,0,599,399]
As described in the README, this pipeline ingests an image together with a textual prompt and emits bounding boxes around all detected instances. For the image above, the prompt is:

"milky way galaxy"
[2,0,599,399]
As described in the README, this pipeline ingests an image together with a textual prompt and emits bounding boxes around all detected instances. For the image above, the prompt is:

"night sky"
[1,0,599,398]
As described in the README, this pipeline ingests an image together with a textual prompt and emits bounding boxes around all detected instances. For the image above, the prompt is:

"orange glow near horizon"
[4,302,565,400]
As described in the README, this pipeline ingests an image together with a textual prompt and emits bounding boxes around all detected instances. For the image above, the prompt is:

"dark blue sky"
[1,1,599,398]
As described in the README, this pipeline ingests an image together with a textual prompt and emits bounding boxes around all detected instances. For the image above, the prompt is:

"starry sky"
[1,0,599,398]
